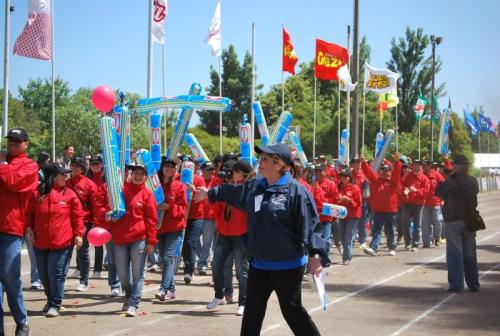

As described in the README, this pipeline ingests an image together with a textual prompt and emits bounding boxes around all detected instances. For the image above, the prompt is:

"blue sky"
[2,0,500,125]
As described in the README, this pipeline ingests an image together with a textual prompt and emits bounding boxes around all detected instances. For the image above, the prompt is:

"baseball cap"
[44,163,71,176]
[5,128,29,142]
[70,157,86,169]
[201,161,215,170]
[254,143,293,166]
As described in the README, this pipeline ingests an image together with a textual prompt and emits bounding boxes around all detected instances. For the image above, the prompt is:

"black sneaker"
[15,324,30,336]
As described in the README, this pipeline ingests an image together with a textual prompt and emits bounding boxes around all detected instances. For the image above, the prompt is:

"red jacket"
[93,183,113,231]
[202,175,219,220]
[298,178,313,194]
[158,180,188,233]
[424,170,444,207]
[89,171,105,188]
[338,183,362,219]
[66,174,98,224]
[26,186,85,249]
[351,169,366,191]
[112,182,158,245]
[326,166,338,183]
[187,174,207,220]
[400,172,430,206]
[0,153,39,237]
[213,201,248,236]
[313,177,339,222]
[362,161,401,213]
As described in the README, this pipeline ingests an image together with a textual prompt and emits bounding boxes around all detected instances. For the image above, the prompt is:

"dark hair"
[64,145,74,151]
[37,151,50,166]
[158,159,176,184]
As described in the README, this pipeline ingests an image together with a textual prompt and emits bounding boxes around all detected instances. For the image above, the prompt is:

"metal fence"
[477,176,500,191]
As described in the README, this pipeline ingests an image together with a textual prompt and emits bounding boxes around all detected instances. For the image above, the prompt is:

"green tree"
[387,27,446,133]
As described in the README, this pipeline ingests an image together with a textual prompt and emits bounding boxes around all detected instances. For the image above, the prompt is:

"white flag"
[364,63,399,94]
[151,0,167,44]
[338,65,357,92]
[205,0,221,57]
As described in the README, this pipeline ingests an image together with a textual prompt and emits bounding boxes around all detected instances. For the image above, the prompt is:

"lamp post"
[430,34,442,161]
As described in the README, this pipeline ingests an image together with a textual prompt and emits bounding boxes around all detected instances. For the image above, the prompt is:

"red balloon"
[91,85,116,113]
[87,227,112,247]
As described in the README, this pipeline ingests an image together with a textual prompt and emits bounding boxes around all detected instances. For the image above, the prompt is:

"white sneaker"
[236,305,245,316]
[70,269,81,278]
[389,250,396,256]
[207,297,224,310]
[75,283,88,292]
[30,281,43,290]
[363,246,377,256]
[126,306,137,317]
[148,264,161,273]
[360,242,368,249]
[92,271,101,279]
[45,307,60,318]
[110,288,121,297]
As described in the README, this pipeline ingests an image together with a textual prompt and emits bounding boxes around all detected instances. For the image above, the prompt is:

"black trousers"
[241,265,321,336]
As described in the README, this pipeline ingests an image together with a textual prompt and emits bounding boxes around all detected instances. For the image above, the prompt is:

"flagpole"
[251,22,256,158]
[51,0,56,160]
[395,104,399,152]
[478,131,481,153]
[346,25,351,161]
[147,0,153,98]
[418,119,421,160]
[313,76,317,159]
[218,55,223,155]
[2,1,11,138]
[379,109,382,132]
[281,25,285,114]
[162,43,167,155]
[361,89,365,154]
[337,83,341,157]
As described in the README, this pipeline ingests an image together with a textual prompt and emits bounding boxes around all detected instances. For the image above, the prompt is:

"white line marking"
[388,262,500,336]
[261,226,500,334]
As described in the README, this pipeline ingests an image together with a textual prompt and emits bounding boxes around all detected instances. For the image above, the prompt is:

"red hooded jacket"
[182,174,206,220]
[338,182,362,219]
[212,201,248,236]
[26,186,85,249]
[313,177,339,222]
[362,161,401,213]
[400,172,430,206]
[158,179,188,233]
[66,174,98,224]
[202,175,219,220]
[424,170,444,207]
[112,182,158,245]
[0,153,39,237]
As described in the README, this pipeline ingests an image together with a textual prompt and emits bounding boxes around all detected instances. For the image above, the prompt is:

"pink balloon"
[87,227,112,247]
[91,85,116,113]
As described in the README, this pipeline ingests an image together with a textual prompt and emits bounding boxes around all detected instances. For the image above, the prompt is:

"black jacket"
[435,173,478,223]
[208,173,330,263]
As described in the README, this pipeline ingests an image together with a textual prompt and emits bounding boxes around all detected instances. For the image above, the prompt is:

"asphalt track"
[3,191,500,336]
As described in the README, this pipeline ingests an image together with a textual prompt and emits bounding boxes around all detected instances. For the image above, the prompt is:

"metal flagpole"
[281,25,285,114]
[162,43,167,155]
[218,55,223,154]
[361,89,365,154]
[251,22,256,158]
[346,25,351,160]
[147,0,153,98]
[337,83,341,157]
[395,104,399,152]
[51,0,56,160]
[313,77,317,159]
[2,1,11,138]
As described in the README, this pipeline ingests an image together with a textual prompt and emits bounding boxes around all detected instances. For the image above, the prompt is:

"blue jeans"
[115,240,148,308]
[25,234,40,283]
[0,233,28,328]
[444,220,479,291]
[212,234,249,306]
[370,213,397,252]
[401,204,423,247]
[357,200,371,244]
[158,231,183,293]
[422,206,443,245]
[34,246,73,309]
[197,219,216,270]
[223,251,234,296]
[315,222,332,265]
[76,224,92,285]
[105,240,120,290]
[182,219,204,276]
[338,218,359,262]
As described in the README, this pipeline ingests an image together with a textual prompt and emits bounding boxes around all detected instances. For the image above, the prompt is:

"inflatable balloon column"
[438,108,451,156]
[240,114,252,165]
[338,129,350,165]
[322,203,348,219]
[372,129,395,171]
[253,101,270,146]
[288,131,308,167]
[184,133,209,164]
[150,111,162,171]
[269,110,293,145]
[93,85,126,220]
[374,132,384,161]
[114,104,131,176]
[134,149,165,205]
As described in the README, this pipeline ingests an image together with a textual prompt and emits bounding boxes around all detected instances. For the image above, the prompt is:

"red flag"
[314,39,349,81]
[13,0,52,61]
[282,28,298,75]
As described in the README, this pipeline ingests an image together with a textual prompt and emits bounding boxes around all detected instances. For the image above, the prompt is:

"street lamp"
[430,35,443,161]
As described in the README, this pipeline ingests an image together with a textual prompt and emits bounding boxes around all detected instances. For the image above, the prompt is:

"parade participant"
[361,153,402,256]
[207,160,253,316]
[422,160,444,248]
[181,157,207,285]
[86,155,105,278]
[400,160,430,251]
[195,143,328,336]
[155,158,187,301]
[66,157,99,291]
[436,155,480,292]
[312,163,339,266]
[60,145,74,171]
[111,163,158,316]
[350,158,370,249]
[25,163,85,318]
[337,168,362,265]
[198,161,218,275]
[0,128,38,336]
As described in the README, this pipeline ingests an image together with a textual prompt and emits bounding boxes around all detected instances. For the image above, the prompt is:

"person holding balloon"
[108,163,158,317]
[155,158,187,301]
[25,163,85,318]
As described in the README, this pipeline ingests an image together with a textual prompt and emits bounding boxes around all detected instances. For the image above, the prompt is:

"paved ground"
[3,191,500,336]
